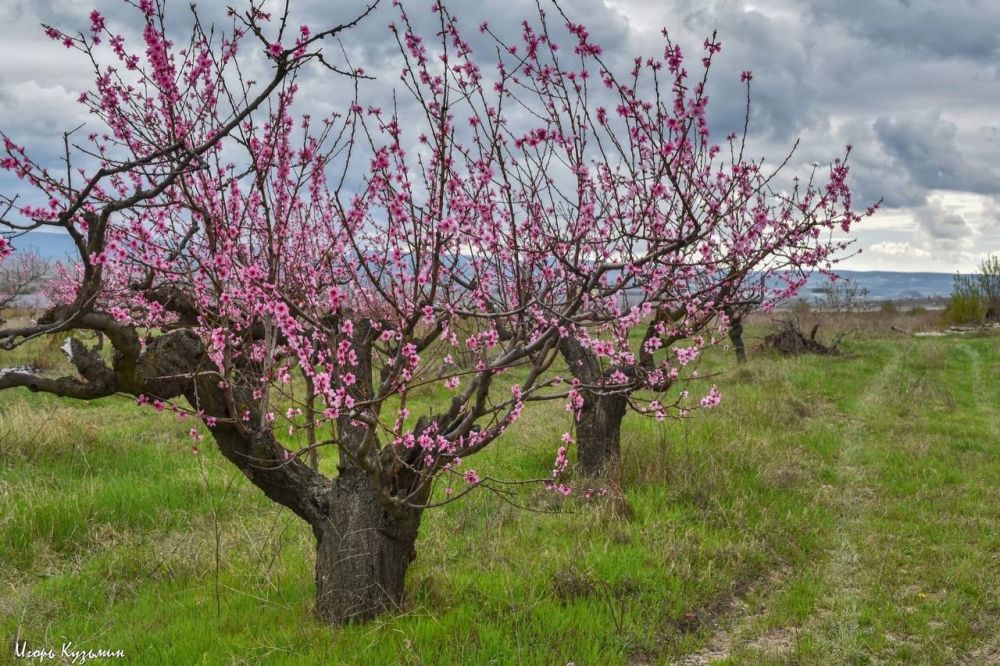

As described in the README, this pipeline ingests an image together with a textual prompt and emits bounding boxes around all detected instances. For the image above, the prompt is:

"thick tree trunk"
[155,328,424,625]
[729,316,748,364]
[576,392,628,477]
[559,335,630,477]
[314,468,422,624]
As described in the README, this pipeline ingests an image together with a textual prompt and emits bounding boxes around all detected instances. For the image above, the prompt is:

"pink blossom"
[700,385,721,409]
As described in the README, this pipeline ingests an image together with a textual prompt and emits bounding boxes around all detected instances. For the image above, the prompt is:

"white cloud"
[868,241,931,258]
[0,81,88,139]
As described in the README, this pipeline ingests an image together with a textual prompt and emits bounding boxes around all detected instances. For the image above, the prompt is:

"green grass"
[1,333,998,664]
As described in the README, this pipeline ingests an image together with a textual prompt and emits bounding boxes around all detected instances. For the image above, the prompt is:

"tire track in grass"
[744,342,905,663]
[788,337,997,663]
[671,568,792,666]
[813,344,902,642]
[673,346,899,665]
[967,339,999,441]
[678,337,1000,664]
[962,340,1000,665]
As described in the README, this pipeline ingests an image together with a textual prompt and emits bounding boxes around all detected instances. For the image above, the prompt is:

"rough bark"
[559,336,628,477]
[136,329,332,526]
[575,391,628,477]
[728,316,748,364]
[316,319,433,623]
[314,467,422,623]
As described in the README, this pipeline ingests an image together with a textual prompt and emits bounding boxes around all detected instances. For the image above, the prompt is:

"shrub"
[945,274,988,324]
[977,255,1000,322]
[947,255,1000,325]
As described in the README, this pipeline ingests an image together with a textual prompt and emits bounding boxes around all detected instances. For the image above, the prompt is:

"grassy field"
[1,321,998,664]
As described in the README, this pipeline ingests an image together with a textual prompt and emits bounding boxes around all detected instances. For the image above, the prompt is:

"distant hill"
[5,231,959,302]
[800,270,956,302]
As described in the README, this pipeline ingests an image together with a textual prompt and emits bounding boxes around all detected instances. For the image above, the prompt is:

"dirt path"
[673,569,793,665]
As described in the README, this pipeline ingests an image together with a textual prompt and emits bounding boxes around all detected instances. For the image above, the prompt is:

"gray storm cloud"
[1,0,999,271]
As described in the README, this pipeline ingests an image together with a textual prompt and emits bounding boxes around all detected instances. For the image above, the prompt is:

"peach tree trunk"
[314,467,423,623]
[560,336,629,477]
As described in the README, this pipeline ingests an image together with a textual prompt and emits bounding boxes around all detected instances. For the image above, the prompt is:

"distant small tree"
[791,297,812,316]
[723,303,752,364]
[0,247,49,323]
[817,278,869,312]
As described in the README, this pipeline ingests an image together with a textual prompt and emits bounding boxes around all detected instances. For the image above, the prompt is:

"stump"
[763,319,844,356]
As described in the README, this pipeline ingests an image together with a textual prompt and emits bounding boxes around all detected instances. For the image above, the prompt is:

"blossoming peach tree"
[463,9,874,475]
[0,0,868,623]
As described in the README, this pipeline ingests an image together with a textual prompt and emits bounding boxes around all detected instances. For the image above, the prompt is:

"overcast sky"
[1,0,998,272]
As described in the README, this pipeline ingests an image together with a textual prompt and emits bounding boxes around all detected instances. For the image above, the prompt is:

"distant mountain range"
[7,231,959,302]
[799,270,955,302]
